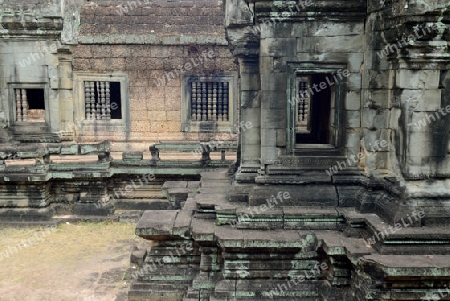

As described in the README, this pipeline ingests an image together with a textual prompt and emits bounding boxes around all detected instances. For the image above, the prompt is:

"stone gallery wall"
[73,1,236,149]
[0,0,238,151]
[71,0,238,151]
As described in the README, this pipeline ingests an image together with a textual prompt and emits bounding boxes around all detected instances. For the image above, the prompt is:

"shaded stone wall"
[226,0,367,180]
[364,0,450,222]
[224,0,450,224]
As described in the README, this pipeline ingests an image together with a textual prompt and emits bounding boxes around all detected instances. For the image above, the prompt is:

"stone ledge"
[136,210,179,239]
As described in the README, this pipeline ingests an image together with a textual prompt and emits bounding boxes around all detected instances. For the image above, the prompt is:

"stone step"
[145,254,201,265]
[115,210,144,222]
[230,298,319,301]
[72,202,114,216]
[224,259,319,270]
[215,279,323,299]
[223,269,323,280]
[114,198,172,210]
[135,266,198,281]
[119,190,166,198]
[128,288,184,301]
[184,287,200,298]
[0,207,53,221]
[130,282,192,291]
[222,251,318,260]
[341,208,450,255]
[0,219,58,227]
[200,170,230,181]
[249,185,338,207]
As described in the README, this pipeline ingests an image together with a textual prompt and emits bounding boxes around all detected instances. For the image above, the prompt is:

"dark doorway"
[295,74,332,144]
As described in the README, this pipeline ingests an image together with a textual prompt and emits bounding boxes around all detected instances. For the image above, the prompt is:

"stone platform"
[0,141,236,223]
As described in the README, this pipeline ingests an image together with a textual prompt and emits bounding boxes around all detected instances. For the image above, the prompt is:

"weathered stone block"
[261,37,296,57]
[260,73,287,92]
[344,128,361,149]
[363,89,391,109]
[395,69,441,90]
[293,21,364,37]
[240,73,260,91]
[362,70,391,89]
[297,35,363,53]
[73,202,114,216]
[136,210,179,239]
[345,91,361,111]
[260,22,293,39]
[347,110,361,128]
[0,208,53,221]
[362,108,391,129]
[249,185,337,207]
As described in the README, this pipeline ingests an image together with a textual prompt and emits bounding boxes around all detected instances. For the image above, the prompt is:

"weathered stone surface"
[73,202,114,216]
[3,0,450,300]
[248,185,338,207]
[136,210,179,239]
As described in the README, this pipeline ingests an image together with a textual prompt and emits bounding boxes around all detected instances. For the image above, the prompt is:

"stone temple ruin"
[1,0,450,300]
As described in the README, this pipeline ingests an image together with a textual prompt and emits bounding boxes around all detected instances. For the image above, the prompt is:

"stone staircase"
[130,169,450,301]
[129,241,201,301]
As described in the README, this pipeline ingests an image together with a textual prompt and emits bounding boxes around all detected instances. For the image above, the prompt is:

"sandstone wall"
[71,0,238,151]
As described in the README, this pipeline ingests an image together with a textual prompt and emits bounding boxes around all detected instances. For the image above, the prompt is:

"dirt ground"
[0,221,145,301]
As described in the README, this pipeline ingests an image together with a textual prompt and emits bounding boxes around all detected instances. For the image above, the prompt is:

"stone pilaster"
[225,0,261,182]
[57,47,74,141]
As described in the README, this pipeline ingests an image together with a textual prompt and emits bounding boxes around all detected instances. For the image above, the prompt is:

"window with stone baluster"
[83,81,122,120]
[14,88,46,122]
[73,73,129,132]
[8,84,49,125]
[182,73,237,132]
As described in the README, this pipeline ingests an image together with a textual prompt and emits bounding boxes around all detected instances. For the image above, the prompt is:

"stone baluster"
[223,82,229,121]
[191,82,197,121]
[199,82,203,121]
[207,82,213,120]
[99,81,106,120]
[297,79,310,131]
[95,82,101,120]
[105,81,111,120]
[85,81,93,119]
[21,89,28,122]
[201,82,207,121]
[15,89,22,122]
[217,83,223,121]
[213,82,217,120]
